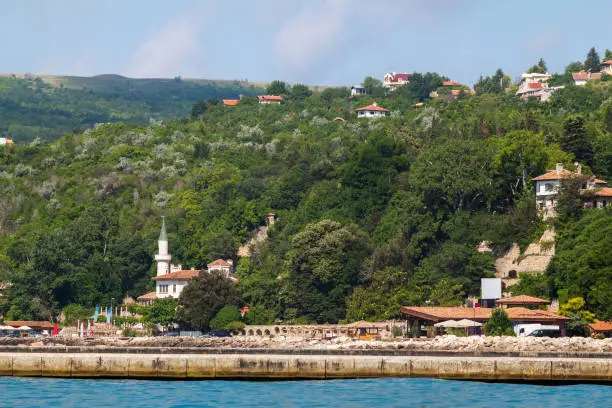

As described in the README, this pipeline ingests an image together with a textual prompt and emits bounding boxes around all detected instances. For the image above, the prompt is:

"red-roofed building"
[601,60,612,75]
[356,102,389,118]
[0,138,13,146]
[138,220,239,303]
[572,70,602,86]
[257,95,283,104]
[588,321,612,338]
[533,163,609,218]
[400,306,568,336]
[516,72,562,101]
[223,99,240,106]
[442,81,458,86]
[383,72,412,89]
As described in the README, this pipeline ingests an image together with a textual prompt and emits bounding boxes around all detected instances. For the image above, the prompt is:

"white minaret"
[154,217,171,276]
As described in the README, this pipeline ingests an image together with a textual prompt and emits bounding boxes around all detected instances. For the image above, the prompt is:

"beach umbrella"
[454,319,482,328]
[0,325,15,330]
[16,326,32,331]
[434,320,458,328]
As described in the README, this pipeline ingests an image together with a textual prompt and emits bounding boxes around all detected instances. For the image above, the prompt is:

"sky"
[1,0,611,87]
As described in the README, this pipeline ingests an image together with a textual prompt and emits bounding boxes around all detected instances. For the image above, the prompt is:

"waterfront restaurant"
[400,306,569,337]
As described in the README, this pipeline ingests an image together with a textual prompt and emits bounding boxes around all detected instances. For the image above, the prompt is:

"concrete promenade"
[0,348,611,381]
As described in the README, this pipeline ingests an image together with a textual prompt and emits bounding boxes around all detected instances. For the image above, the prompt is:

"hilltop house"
[601,60,612,75]
[383,72,411,89]
[572,70,602,86]
[137,219,238,304]
[356,102,388,118]
[350,86,366,97]
[0,138,14,146]
[257,95,283,104]
[516,72,562,101]
[222,99,240,106]
[533,163,610,218]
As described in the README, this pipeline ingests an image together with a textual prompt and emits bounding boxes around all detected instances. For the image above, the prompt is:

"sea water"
[0,377,610,408]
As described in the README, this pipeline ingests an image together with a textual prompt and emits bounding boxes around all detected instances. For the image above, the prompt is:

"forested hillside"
[0,74,263,142]
[0,76,611,324]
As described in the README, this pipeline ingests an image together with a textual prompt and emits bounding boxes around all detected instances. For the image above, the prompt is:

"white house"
[350,86,366,97]
[383,72,411,89]
[0,138,14,146]
[601,60,612,75]
[257,95,283,104]
[137,219,238,304]
[516,72,562,102]
[356,102,389,118]
[532,163,609,219]
[572,70,602,86]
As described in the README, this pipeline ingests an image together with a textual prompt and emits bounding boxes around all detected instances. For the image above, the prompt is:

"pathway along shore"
[1,347,611,382]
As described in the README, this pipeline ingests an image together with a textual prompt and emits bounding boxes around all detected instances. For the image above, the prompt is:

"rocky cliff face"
[495,228,555,284]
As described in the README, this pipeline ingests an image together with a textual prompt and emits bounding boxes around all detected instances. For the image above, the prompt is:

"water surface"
[0,377,610,407]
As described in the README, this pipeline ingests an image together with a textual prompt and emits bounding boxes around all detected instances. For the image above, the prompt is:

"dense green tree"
[584,47,601,72]
[282,219,370,323]
[527,58,548,74]
[266,80,289,95]
[558,297,596,336]
[178,273,242,331]
[209,305,242,331]
[289,84,312,100]
[483,308,515,336]
[564,61,584,75]
[144,297,178,327]
[558,115,594,166]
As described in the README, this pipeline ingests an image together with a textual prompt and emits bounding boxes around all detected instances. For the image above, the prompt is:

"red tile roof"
[152,270,201,281]
[400,306,568,322]
[385,73,412,83]
[442,81,458,86]
[531,169,575,181]
[601,60,612,66]
[356,102,389,112]
[137,291,158,300]
[451,89,460,96]
[588,321,612,332]
[4,321,57,329]
[528,82,543,89]
[496,295,550,305]
[223,99,240,106]
[594,187,612,197]
[208,259,232,267]
[572,70,602,81]
[257,95,283,102]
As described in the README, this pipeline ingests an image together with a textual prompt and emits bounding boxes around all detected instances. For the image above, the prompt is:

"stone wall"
[495,228,555,280]
[1,351,611,381]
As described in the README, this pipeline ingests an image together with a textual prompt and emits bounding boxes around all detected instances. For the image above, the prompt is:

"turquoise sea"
[0,377,610,408]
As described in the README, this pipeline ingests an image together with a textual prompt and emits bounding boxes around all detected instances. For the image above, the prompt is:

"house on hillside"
[257,95,283,104]
[533,163,610,218]
[572,70,602,86]
[516,72,562,101]
[383,72,412,89]
[137,219,238,304]
[223,99,240,106]
[442,81,459,87]
[601,60,612,75]
[0,138,14,146]
[350,86,366,97]
[356,102,388,118]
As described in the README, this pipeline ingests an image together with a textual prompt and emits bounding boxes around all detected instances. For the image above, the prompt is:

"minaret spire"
[154,217,171,276]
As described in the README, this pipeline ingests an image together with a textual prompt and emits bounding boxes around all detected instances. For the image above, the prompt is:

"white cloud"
[274,0,353,73]
[124,15,203,78]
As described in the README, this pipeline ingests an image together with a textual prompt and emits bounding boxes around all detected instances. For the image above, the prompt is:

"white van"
[514,324,560,337]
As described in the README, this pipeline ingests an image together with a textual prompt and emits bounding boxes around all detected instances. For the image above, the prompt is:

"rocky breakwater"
[1,336,611,381]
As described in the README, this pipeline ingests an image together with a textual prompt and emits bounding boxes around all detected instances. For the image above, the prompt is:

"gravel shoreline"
[2,335,611,353]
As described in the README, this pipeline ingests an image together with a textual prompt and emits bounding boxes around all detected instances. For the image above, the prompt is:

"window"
[158,285,168,294]
[544,183,554,192]
[173,284,176,293]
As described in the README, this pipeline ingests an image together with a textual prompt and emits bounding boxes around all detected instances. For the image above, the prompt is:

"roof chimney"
[574,162,582,174]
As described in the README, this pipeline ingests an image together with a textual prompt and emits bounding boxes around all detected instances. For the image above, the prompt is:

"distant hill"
[0,73,264,142]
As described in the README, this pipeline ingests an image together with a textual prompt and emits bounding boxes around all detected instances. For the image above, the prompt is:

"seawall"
[1,349,611,382]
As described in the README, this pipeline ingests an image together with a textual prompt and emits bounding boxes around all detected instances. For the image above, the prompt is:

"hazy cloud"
[274,0,353,73]
[124,16,203,78]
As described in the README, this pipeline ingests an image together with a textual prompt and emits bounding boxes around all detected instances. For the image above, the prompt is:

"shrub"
[483,308,515,336]
[210,306,241,331]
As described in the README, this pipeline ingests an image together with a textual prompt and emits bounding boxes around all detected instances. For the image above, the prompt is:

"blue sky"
[1,0,611,86]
